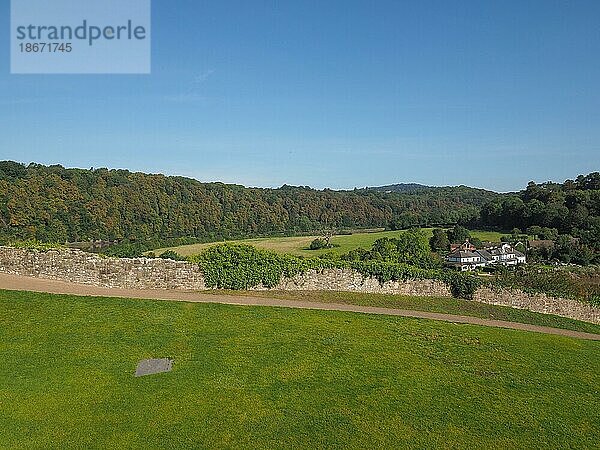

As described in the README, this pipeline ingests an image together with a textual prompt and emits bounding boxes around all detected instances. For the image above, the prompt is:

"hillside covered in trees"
[0,161,495,244]
[1,161,598,261]
[478,173,600,255]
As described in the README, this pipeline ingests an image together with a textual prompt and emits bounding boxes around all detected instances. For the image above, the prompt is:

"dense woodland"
[477,173,600,258]
[0,161,494,244]
[0,162,598,262]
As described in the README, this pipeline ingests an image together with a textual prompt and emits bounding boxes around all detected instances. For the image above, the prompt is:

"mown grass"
[208,290,600,335]
[1,289,599,449]
[154,228,504,257]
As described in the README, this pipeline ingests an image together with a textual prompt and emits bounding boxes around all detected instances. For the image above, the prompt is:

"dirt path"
[1,273,599,341]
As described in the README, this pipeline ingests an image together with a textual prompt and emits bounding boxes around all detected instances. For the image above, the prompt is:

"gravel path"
[1,273,599,341]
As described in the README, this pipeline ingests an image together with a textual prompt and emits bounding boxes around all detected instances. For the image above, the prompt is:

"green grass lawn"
[154,228,505,257]
[1,290,599,449]
[207,290,600,335]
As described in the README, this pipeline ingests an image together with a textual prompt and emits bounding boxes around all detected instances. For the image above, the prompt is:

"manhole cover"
[135,358,173,377]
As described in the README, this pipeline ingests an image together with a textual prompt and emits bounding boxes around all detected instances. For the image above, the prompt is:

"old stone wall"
[0,247,598,324]
[262,268,452,297]
[0,247,206,290]
[474,287,600,324]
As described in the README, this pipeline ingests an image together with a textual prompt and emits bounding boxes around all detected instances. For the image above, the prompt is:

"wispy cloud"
[194,69,215,84]
[164,70,215,103]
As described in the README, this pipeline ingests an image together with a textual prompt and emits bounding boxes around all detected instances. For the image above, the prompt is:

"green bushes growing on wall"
[191,243,481,299]
[192,244,320,289]
[440,271,482,300]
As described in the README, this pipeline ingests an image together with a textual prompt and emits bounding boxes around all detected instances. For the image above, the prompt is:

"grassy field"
[1,290,599,448]
[206,290,600,335]
[154,228,505,257]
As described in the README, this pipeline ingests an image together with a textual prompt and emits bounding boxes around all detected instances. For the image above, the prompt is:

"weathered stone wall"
[0,247,598,324]
[0,247,451,297]
[261,268,452,297]
[0,247,206,290]
[474,287,600,324]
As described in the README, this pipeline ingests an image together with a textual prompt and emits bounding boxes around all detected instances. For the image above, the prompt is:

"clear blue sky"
[2,0,599,191]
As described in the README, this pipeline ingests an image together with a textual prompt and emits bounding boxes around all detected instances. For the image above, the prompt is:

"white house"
[445,241,525,271]
[445,249,486,271]
[488,243,526,266]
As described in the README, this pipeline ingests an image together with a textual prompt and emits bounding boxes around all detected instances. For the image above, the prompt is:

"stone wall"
[0,247,206,290]
[0,247,451,297]
[263,268,452,297]
[0,247,598,324]
[474,287,600,324]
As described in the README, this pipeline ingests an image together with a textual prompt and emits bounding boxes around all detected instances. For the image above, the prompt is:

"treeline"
[477,173,600,255]
[0,161,496,244]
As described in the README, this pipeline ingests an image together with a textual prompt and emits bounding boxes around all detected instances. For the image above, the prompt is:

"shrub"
[309,238,339,250]
[440,271,482,300]
[350,260,481,300]
[193,244,315,289]
[350,260,438,284]
[102,242,147,258]
[192,243,482,299]
[309,238,329,250]
[159,250,187,261]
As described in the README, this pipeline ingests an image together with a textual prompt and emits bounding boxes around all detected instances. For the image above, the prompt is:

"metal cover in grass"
[135,358,173,377]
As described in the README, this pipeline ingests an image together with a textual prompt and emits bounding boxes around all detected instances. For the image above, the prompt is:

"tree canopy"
[0,162,496,244]
[478,173,600,254]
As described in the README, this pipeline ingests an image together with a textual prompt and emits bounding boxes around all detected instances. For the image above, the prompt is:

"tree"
[309,238,329,250]
[469,236,483,248]
[429,228,449,252]
[448,225,470,243]
[526,225,543,239]
[552,235,577,263]
[396,228,431,262]
[0,161,27,180]
[371,237,399,261]
[361,229,437,268]
[321,229,335,248]
[539,227,559,241]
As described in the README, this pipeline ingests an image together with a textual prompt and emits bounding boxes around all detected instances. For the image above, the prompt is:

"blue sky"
[1,0,599,191]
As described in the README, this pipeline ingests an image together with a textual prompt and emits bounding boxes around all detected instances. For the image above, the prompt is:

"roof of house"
[489,246,517,256]
[447,249,479,259]
[475,249,492,260]
[450,240,476,251]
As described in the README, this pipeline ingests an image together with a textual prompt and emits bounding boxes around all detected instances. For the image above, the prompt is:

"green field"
[154,228,505,257]
[1,290,599,448]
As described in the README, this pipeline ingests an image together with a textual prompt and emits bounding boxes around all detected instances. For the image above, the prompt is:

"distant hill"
[364,183,431,193]
[0,161,500,244]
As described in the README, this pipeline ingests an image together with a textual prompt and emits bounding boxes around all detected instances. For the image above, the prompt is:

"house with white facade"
[445,249,485,271]
[445,240,525,271]
[488,243,526,266]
